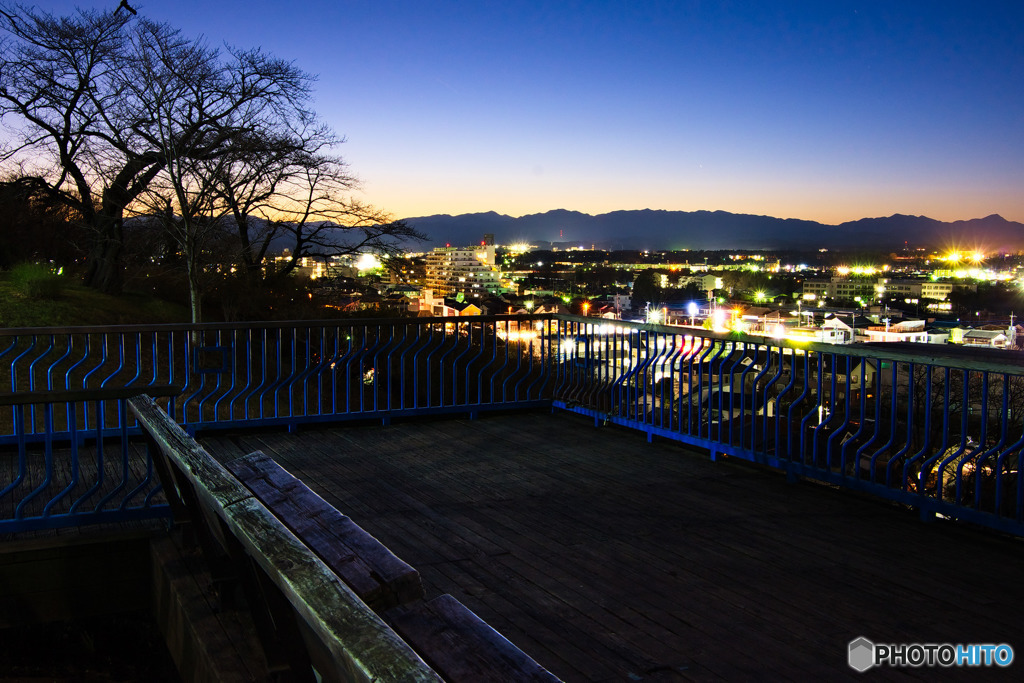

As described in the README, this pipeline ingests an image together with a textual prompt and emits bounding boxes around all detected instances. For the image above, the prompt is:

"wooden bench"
[130,395,562,682]
[228,450,562,683]
[387,594,562,683]
[225,450,423,611]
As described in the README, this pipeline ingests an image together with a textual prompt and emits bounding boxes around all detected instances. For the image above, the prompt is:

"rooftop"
[194,409,1022,681]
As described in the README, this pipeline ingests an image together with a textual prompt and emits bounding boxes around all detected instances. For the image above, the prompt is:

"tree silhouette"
[0,4,416,301]
[631,270,662,309]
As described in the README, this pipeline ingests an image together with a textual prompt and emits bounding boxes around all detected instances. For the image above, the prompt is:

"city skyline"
[43,1,1024,225]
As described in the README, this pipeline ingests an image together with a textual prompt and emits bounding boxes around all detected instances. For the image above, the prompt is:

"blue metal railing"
[553,317,1024,536]
[1,316,553,532]
[1,316,555,443]
[3,315,1023,537]
[0,389,174,533]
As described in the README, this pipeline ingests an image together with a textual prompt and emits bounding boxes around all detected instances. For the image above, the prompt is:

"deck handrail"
[2,315,1023,537]
[128,394,443,682]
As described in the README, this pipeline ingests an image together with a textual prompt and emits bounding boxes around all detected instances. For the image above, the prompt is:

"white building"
[962,329,1012,349]
[424,234,511,300]
[861,319,930,344]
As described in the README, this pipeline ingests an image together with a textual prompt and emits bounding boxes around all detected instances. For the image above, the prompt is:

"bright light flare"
[498,329,539,342]
[356,253,381,271]
[712,309,726,331]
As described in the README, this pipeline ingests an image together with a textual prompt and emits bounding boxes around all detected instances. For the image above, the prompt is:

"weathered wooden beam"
[127,395,443,683]
[223,498,440,682]
[227,451,424,611]
[128,395,251,521]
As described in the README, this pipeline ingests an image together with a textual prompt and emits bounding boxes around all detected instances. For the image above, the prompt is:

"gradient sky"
[45,1,1024,224]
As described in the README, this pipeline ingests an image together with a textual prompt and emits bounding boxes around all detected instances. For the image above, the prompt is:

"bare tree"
[126,22,311,322]
[211,126,426,287]
[1,3,423,308]
[0,4,316,295]
[137,176,230,324]
[0,5,143,292]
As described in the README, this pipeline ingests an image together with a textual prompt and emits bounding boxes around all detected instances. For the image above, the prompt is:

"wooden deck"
[198,409,1024,682]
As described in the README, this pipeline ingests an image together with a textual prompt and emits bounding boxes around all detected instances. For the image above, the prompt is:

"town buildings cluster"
[293,235,1024,350]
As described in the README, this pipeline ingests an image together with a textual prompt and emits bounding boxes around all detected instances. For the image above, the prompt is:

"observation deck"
[2,315,1022,679]
[192,409,1022,680]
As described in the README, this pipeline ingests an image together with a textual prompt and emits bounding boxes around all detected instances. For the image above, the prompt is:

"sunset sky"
[47,1,1024,225]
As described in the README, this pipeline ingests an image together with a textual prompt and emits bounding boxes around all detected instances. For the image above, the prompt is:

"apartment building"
[424,234,511,299]
[803,276,975,303]
[801,277,877,302]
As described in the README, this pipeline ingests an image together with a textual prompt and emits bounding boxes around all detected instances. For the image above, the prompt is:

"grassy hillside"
[0,274,189,328]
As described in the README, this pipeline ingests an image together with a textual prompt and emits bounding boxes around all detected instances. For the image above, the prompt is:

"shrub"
[7,262,64,299]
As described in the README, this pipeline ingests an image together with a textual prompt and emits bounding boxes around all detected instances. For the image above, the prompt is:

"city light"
[280,232,1019,348]
[356,253,381,271]
[497,328,539,342]
[712,309,727,331]
[507,242,533,255]
[837,265,879,276]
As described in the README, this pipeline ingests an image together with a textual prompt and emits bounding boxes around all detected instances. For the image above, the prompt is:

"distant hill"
[401,209,1024,252]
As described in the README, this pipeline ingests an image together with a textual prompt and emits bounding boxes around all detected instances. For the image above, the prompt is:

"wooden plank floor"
[201,409,1024,682]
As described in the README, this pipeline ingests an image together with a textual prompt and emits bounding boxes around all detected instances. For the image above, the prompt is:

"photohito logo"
[848,637,1014,671]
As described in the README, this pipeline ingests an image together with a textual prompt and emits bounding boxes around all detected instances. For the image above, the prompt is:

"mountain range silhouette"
[402,209,1023,252]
